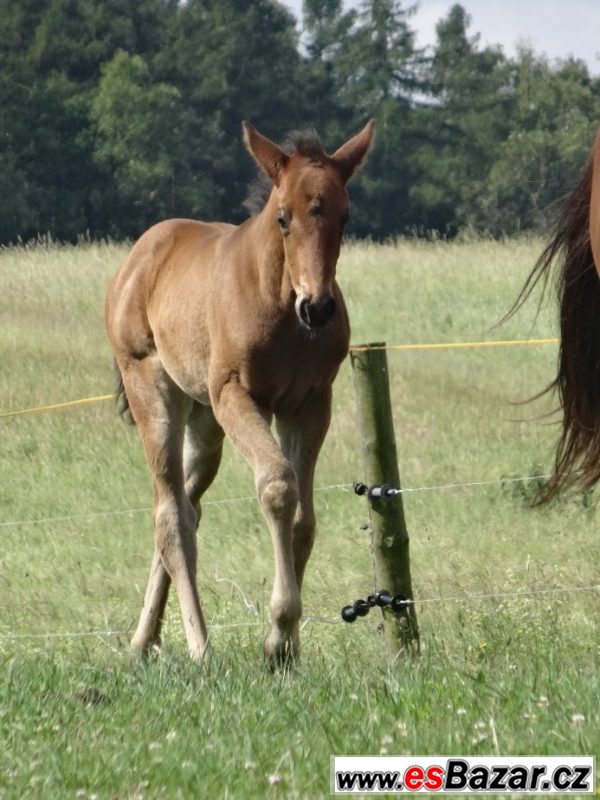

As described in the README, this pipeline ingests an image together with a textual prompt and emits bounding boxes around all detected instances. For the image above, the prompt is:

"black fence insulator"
[353,482,399,499]
[340,590,412,623]
[391,594,410,610]
[375,590,393,607]
[354,599,370,617]
[368,483,397,499]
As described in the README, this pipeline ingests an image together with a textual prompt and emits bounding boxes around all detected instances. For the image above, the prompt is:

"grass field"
[0,237,598,799]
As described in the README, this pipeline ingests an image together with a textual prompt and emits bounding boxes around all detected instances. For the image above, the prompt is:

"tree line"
[1,0,599,244]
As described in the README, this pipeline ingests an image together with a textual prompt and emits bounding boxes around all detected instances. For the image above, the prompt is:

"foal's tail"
[513,155,600,500]
[113,359,136,425]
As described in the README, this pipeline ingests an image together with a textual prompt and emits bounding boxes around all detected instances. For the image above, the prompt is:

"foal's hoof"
[264,632,299,669]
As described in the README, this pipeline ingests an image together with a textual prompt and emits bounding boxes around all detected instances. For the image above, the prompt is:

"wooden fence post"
[350,342,419,660]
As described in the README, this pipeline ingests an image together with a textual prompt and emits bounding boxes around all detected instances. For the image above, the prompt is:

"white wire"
[1,585,598,641]
[0,616,335,641]
[0,620,261,641]
[410,583,600,606]
[0,495,262,528]
[0,487,356,529]
[393,473,552,495]
[0,506,153,528]
[314,482,353,493]
[0,629,130,641]
[0,475,553,529]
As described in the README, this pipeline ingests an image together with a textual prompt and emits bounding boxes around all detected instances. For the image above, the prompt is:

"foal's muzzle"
[296,295,337,329]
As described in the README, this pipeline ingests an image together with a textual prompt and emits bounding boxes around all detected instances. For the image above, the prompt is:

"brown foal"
[105,120,374,663]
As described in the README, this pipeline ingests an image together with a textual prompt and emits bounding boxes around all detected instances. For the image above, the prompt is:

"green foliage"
[336,0,419,111]
[408,4,512,234]
[158,0,314,223]
[91,52,191,233]
[303,0,356,63]
[482,51,600,233]
[302,0,357,138]
[0,154,33,242]
[0,0,598,242]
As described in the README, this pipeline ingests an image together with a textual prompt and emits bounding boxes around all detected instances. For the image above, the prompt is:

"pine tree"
[412,3,511,233]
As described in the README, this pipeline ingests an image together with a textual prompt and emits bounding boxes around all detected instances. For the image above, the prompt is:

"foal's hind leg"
[183,403,224,512]
[121,356,209,660]
[131,549,171,654]
[130,405,222,654]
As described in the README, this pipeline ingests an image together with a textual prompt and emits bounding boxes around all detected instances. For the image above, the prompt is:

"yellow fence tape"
[348,338,559,353]
[0,338,559,420]
[0,394,114,420]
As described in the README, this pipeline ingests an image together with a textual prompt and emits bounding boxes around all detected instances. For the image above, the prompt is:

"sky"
[282,0,600,75]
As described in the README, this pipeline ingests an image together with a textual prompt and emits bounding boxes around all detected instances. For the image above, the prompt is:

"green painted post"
[350,342,419,660]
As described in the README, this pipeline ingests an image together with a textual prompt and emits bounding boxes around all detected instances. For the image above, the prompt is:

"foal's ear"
[242,121,289,186]
[331,119,375,183]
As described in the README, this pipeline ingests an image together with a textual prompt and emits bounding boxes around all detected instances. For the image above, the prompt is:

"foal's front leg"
[211,378,300,663]
[276,388,332,592]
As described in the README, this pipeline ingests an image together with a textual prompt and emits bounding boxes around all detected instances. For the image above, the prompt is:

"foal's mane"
[243,129,326,216]
[285,129,326,161]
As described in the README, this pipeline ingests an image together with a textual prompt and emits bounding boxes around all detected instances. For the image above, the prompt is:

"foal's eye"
[276,211,289,232]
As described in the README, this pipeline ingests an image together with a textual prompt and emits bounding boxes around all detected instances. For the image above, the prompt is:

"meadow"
[0,237,598,799]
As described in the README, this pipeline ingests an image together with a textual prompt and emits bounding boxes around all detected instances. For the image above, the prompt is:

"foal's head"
[243,120,374,330]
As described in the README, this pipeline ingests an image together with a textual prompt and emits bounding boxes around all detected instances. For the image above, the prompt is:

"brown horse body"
[105,121,373,662]
[520,128,600,497]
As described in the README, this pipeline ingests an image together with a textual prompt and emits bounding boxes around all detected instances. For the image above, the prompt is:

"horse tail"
[525,154,600,500]
[113,359,136,426]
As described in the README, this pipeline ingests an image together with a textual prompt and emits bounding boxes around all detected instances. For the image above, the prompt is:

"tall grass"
[0,238,598,799]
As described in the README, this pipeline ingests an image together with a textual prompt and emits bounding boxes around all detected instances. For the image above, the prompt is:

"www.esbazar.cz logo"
[331,756,595,794]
